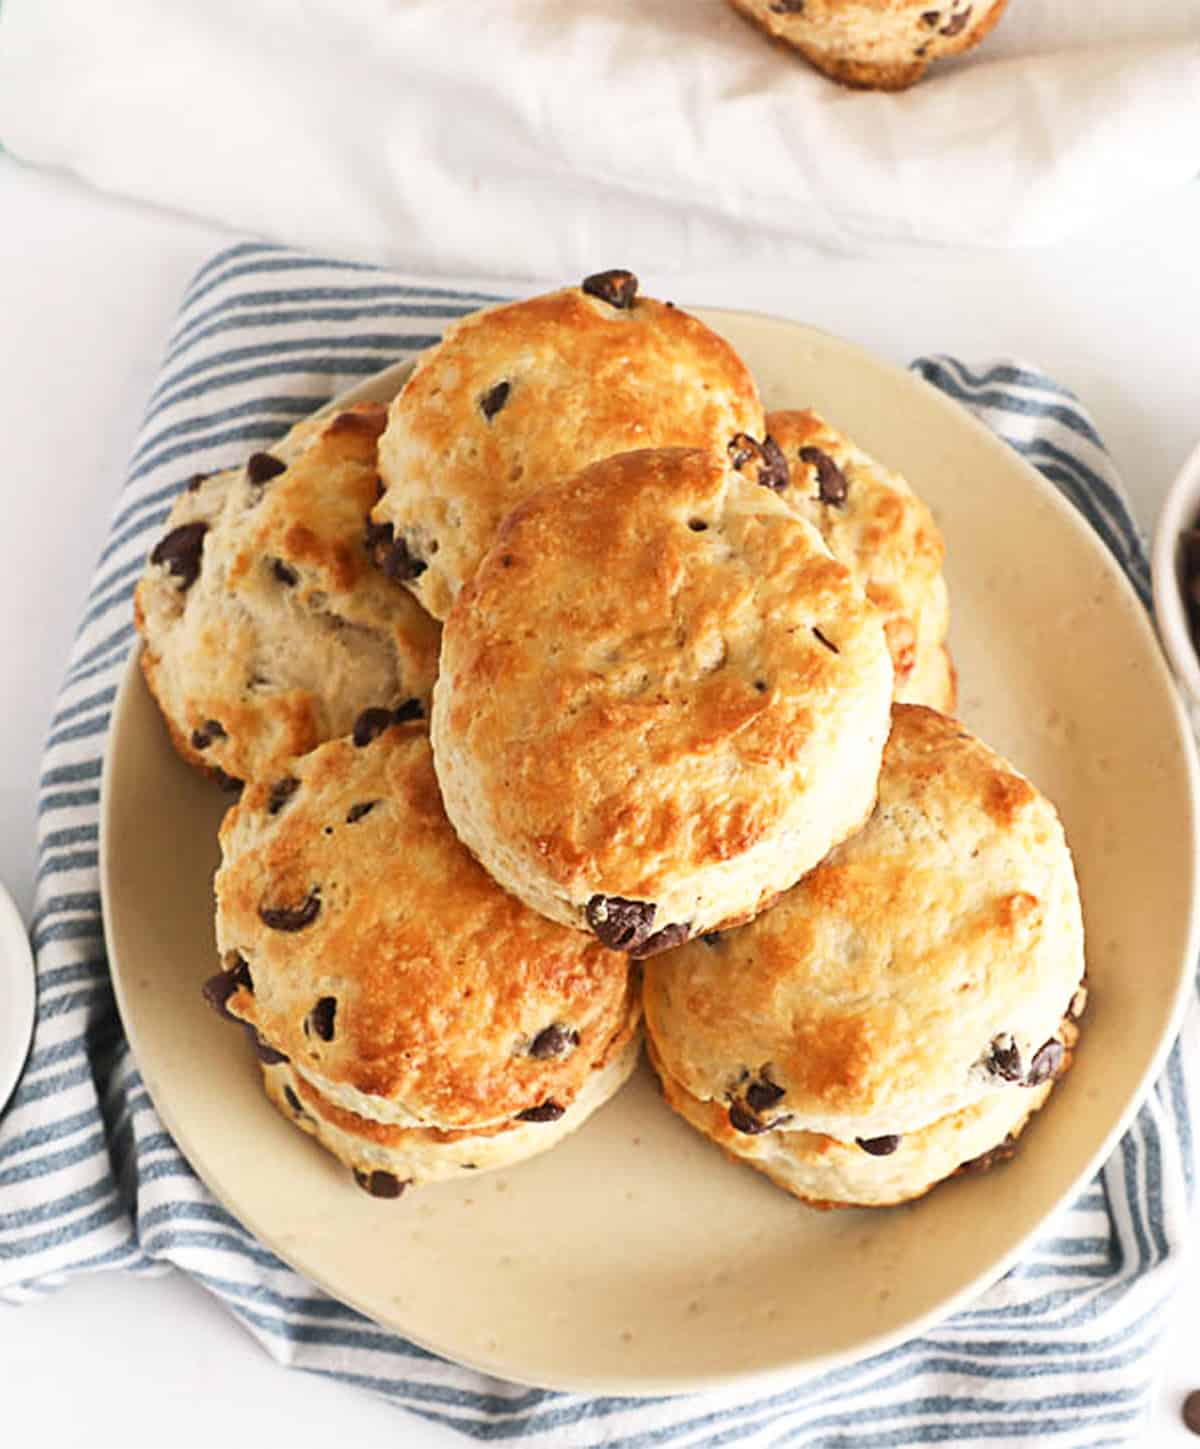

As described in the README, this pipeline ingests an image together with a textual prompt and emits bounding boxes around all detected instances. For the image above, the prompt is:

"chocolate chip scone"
[368,270,764,620]
[643,704,1086,1207]
[433,445,894,957]
[135,405,440,787]
[728,0,1010,91]
[209,718,641,1195]
[767,409,955,712]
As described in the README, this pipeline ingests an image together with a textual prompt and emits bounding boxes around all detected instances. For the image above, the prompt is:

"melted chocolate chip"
[701,932,723,948]
[1182,1390,1200,1436]
[272,558,299,587]
[186,472,210,493]
[1025,1038,1064,1086]
[259,891,321,932]
[346,800,379,824]
[283,1086,303,1114]
[328,408,387,438]
[987,1034,1024,1082]
[628,921,691,960]
[150,521,208,591]
[353,707,395,747]
[479,380,511,421]
[353,1168,408,1199]
[581,269,638,308]
[202,956,253,1022]
[517,1100,565,1123]
[920,8,940,23]
[190,719,226,751]
[585,895,656,952]
[745,1078,786,1113]
[392,698,424,725]
[246,452,286,486]
[811,627,840,655]
[528,1025,580,1060]
[212,768,243,797]
[799,446,848,506]
[959,1133,1018,1174]
[940,6,972,36]
[363,519,427,582]
[249,1030,289,1066]
[688,519,709,532]
[728,1103,770,1136]
[770,0,805,10]
[856,1134,902,1156]
[307,996,337,1042]
[727,433,789,492]
[267,776,300,815]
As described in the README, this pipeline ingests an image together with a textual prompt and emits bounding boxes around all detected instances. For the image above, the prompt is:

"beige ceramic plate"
[101,311,1199,1396]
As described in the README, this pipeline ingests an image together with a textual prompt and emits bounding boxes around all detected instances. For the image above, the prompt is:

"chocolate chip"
[283,1086,303,1114]
[754,680,768,693]
[727,433,789,492]
[585,895,657,952]
[798,446,848,507]
[306,996,337,1042]
[745,1078,785,1113]
[267,776,300,815]
[811,627,840,655]
[528,1025,580,1060]
[628,921,691,959]
[940,5,971,35]
[186,472,210,493]
[190,719,226,751]
[249,1030,289,1066]
[328,407,387,438]
[1025,1038,1064,1086]
[150,521,208,591]
[702,932,722,948]
[212,768,243,797]
[353,707,395,747]
[987,1034,1023,1082]
[202,955,253,1022]
[856,1135,902,1156]
[728,1103,770,1136]
[517,1100,565,1123]
[272,558,299,587]
[479,380,511,420]
[346,800,379,824]
[392,698,424,725]
[688,519,709,532]
[364,518,427,582]
[581,269,638,309]
[259,891,321,932]
[769,0,805,11]
[246,452,286,486]
[353,1168,408,1199]
[920,8,940,23]
[1182,1390,1200,1436]
[959,1133,1018,1174]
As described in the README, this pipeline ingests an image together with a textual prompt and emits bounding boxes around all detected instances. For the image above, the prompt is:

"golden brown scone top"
[213,723,637,1128]
[436,445,892,902]
[766,408,951,708]
[134,404,441,784]
[370,272,765,620]
[643,705,1085,1139]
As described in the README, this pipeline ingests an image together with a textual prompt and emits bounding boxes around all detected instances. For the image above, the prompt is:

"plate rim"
[0,880,36,1118]
[100,309,1200,1395]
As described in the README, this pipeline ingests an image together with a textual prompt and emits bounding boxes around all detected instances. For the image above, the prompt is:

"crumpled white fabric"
[1,0,1198,279]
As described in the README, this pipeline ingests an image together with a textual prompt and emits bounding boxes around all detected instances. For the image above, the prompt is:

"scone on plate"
[643,704,1086,1208]
[135,405,440,787]
[207,718,640,1196]
[368,269,764,620]
[433,444,894,956]
[728,0,1010,91]
[766,408,955,712]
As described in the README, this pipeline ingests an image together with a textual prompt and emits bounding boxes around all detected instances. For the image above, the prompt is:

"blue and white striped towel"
[2,243,1196,1447]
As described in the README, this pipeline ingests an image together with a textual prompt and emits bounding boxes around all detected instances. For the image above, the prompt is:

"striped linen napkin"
[2,243,1195,1447]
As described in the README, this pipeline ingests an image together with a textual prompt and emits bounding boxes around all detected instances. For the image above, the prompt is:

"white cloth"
[1,2,1198,280]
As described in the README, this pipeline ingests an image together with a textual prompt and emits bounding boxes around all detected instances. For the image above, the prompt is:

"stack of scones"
[135,269,1085,1206]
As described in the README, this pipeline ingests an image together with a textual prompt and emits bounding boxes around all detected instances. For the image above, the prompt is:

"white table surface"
[2,154,1198,1447]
